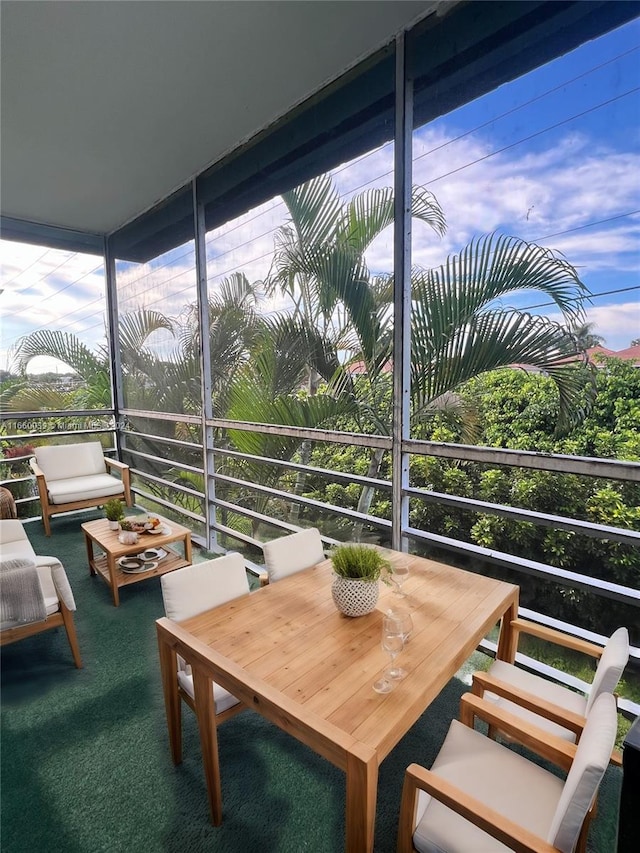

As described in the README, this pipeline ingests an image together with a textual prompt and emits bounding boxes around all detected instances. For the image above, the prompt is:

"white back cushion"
[262,527,325,582]
[585,627,629,714]
[161,553,249,621]
[0,519,32,550]
[35,442,106,481]
[548,692,617,853]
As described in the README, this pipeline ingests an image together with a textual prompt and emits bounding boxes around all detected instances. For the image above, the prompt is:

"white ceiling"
[1,0,438,236]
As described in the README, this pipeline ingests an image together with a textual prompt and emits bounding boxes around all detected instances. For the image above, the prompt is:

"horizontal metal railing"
[405,526,639,606]
[405,439,640,482]
[0,420,120,512]
[404,487,640,546]
[3,409,639,715]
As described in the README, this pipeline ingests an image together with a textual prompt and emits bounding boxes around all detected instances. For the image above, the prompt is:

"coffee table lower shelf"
[91,552,189,592]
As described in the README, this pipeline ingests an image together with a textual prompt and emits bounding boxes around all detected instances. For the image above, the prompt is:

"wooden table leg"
[84,533,96,576]
[157,631,182,765]
[192,666,222,826]
[184,533,192,564]
[345,744,378,853]
[107,555,120,607]
[496,590,519,663]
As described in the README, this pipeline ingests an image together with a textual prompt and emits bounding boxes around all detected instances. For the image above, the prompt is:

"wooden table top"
[81,516,191,556]
[172,553,518,760]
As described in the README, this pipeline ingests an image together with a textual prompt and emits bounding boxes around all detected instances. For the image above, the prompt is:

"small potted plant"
[118,518,139,545]
[331,544,391,617]
[104,498,125,531]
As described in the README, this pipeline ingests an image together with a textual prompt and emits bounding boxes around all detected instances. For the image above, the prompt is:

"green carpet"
[1,513,622,852]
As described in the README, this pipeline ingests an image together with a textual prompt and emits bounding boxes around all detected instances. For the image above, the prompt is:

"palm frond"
[282,174,342,246]
[12,330,105,381]
[119,309,174,356]
[411,308,596,432]
[415,234,588,334]
[336,186,446,253]
[3,386,76,413]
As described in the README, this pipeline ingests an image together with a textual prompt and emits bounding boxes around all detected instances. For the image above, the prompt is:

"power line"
[338,80,640,198]
[112,46,640,283]
[1,260,105,322]
[410,44,640,168]
[6,201,639,348]
[9,47,636,317]
[521,284,639,313]
[0,247,54,289]
[424,87,640,188]
[4,47,638,340]
[531,210,640,243]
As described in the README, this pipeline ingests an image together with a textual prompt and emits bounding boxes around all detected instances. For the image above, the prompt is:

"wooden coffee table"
[82,517,192,606]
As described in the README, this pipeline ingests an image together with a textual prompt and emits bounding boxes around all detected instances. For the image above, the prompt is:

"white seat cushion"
[35,442,107,481]
[263,527,325,582]
[46,474,125,504]
[36,566,60,614]
[177,670,241,715]
[161,554,251,718]
[413,719,564,852]
[486,658,588,741]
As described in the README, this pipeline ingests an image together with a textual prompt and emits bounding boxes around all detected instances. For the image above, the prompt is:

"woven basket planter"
[331,574,379,617]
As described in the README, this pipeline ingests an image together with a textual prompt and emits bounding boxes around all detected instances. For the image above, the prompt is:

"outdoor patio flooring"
[0,511,623,852]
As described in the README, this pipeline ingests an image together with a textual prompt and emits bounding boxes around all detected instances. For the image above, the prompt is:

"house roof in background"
[596,345,640,365]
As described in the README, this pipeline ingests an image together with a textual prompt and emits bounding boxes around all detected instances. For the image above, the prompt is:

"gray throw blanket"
[0,558,47,628]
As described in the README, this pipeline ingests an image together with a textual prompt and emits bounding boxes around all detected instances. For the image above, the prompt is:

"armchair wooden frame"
[472,618,622,765]
[31,456,132,536]
[397,693,593,853]
[0,595,83,668]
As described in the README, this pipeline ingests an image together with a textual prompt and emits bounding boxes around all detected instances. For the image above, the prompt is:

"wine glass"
[386,607,413,644]
[391,558,410,596]
[373,615,406,693]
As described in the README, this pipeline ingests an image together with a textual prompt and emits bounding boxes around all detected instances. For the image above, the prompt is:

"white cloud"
[353,125,640,279]
[2,86,638,373]
[544,301,640,351]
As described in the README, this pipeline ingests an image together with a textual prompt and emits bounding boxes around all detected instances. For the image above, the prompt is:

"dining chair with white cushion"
[397,691,617,853]
[160,553,251,761]
[472,620,628,751]
[261,527,325,585]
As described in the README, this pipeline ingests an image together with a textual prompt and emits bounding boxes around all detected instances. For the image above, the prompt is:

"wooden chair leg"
[158,640,183,765]
[60,602,83,668]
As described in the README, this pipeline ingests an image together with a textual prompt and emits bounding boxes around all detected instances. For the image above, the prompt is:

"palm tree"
[347,233,596,529]
[178,272,264,418]
[7,309,173,412]
[410,234,595,433]
[223,314,357,534]
[267,173,446,384]
[570,321,606,350]
[263,174,446,520]
[228,176,597,535]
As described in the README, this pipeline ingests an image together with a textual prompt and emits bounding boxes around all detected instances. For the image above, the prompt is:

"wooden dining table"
[156,551,519,852]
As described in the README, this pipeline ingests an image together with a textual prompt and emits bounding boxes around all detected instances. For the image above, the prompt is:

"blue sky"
[1,16,639,373]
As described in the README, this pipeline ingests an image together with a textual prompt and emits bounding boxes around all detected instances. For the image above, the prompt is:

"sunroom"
[1,2,639,851]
